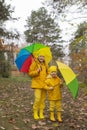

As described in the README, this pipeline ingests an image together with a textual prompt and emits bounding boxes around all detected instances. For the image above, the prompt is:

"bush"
[0,61,11,78]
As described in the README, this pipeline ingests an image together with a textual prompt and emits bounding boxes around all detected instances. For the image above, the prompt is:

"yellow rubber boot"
[33,110,39,120]
[50,112,56,121]
[57,112,63,123]
[39,110,45,119]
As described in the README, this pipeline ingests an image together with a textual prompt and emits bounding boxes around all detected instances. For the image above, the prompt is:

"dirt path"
[0,78,87,130]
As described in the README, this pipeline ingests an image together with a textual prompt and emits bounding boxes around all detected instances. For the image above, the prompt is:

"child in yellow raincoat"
[44,66,63,122]
[28,52,48,120]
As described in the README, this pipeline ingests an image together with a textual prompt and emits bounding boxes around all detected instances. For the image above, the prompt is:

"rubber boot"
[33,110,39,120]
[50,112,56,121]
[57,112,63,123]
[39,110,45,119]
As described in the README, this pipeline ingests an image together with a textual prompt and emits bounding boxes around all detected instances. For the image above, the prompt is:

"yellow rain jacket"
[44,75,62,100]
[28,59,48,89]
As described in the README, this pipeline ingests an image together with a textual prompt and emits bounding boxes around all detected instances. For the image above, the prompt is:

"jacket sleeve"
[57,77,63,87]
[44,79,51,90]
[44,85,50,90]
[28,62,39,77]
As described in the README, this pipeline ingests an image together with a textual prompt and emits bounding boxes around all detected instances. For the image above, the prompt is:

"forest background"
[0,0,87,129]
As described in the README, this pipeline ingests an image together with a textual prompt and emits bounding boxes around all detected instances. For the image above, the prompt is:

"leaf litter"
[0,78,87,130]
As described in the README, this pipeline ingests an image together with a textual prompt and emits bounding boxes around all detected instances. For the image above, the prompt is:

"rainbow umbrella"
[56,61,79,99]
[15,42,52,73]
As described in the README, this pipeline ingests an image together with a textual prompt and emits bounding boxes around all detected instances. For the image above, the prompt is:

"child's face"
[38,55,45,63]
[50,71,57,78]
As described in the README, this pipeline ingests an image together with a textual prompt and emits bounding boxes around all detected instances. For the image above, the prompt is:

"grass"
[10,75,31,82]
[80,82,87,95]
[0,76,32,130]
[0,75,31,82]
[0,76,87,130]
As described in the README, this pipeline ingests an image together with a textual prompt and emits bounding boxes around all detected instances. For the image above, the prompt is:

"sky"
[58,3,87,43]
[5,0,87,46]
[6,0,45,33]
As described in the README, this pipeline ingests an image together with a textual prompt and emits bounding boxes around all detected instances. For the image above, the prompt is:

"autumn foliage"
[70,49,87,83]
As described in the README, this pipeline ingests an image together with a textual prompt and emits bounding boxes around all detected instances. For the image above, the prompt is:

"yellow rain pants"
[33,89,46,111]
[49,100,62,112]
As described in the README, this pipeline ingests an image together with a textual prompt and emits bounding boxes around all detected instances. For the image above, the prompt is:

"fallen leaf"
[23,118,30,124]
[53,123,59,127]
[13,125,20,130]
[32,124,37,129]
[0,126,6,130]
[9,118,16,124]
[38,120,46,125]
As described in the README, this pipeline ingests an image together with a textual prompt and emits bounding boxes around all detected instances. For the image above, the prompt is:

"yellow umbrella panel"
[33,47,52,64]
[56,61,79,99]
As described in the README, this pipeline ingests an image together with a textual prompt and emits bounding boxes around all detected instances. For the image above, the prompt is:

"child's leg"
[49,100,56,121]
[56,100,63,122]
[39,89,46,119]
[33,89,41,120]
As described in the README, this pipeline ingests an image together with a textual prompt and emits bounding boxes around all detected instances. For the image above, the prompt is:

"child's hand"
[60,81,62,85]
[37,67,42,73]
[49,86,54,90]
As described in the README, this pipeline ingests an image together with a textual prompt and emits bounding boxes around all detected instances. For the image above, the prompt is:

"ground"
[0,76,87,130]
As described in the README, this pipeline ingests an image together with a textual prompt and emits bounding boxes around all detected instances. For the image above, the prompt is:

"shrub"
[1,61,11,78]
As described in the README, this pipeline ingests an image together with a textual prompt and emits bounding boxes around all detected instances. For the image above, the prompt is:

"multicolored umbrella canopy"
[56,61,79,99]
[15,42,52,73]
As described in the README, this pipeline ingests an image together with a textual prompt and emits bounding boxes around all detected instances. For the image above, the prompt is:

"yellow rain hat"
[49,66,57,73]
[38,51,45,57]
